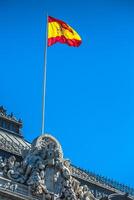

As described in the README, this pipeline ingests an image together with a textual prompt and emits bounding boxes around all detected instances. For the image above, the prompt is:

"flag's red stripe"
[48,16,66,24]
[48,36,81,47]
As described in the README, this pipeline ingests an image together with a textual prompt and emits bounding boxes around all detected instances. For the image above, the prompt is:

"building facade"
[0,106,133,200]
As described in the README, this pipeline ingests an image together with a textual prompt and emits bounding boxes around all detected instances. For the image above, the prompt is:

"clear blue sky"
[0,0,134,187]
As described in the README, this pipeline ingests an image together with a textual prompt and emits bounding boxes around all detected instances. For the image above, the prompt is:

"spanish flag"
[48,16,82,47]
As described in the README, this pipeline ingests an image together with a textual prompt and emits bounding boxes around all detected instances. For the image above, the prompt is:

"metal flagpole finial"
[41,13,48,135]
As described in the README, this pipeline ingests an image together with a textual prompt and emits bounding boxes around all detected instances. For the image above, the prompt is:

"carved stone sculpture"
[0,134,96,199]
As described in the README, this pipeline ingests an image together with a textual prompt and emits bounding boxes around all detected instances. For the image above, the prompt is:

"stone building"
[0,106,133,200]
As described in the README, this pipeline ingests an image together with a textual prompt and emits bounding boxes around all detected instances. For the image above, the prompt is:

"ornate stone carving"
[1,182,18,192]
[0,134,96,199]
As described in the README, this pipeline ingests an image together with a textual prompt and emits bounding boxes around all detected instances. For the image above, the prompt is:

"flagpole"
[41,14,48,135]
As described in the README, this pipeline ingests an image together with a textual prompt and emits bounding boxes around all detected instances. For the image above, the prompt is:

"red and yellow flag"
[48,16,82,47]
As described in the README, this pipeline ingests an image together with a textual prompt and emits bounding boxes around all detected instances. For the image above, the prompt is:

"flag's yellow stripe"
[48,22,81,41]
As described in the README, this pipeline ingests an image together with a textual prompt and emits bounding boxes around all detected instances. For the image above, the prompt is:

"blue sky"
[0,0,134,187]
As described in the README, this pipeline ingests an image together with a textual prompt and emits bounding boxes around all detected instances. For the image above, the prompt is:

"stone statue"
[0,156,6,171]
[82,185,95,200]
[27,170,48,195]
[0,106,7,116]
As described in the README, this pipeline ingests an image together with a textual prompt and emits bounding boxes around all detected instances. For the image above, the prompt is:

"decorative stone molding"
[100,193,130,200]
